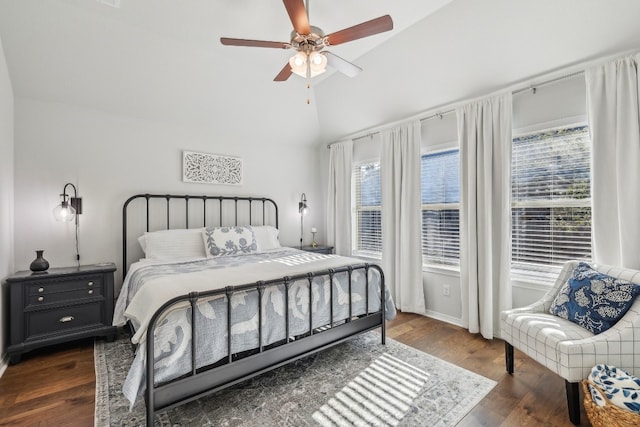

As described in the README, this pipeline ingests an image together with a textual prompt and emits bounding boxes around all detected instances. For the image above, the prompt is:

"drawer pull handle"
[88,289,94,295]
[38,287,44,293]
[59,316,75,323]
[37,296,44,302]
[87,281,94,287]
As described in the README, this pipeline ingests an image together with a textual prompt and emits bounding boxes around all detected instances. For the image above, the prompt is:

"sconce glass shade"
[53,202,76,222]
[299,193,308,249]
[299,193,308,214]
[53,183,82,222]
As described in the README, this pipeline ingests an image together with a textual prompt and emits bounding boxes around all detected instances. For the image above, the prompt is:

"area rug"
[94,331,496,426]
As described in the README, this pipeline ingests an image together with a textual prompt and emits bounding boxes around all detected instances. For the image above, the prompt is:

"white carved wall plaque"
[182,151,243,185]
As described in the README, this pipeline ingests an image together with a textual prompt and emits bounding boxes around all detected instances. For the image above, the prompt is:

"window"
[353,161,382,257]
[511,125,592,281]
[421,150,460,266]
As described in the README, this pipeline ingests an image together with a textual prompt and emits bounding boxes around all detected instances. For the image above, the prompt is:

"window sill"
[422,263,460,276]
[510,274,555,291]
[350,252,382,262]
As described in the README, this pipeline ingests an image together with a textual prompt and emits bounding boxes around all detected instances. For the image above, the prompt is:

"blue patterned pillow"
[549,262,640,334]
[202,226,257,258]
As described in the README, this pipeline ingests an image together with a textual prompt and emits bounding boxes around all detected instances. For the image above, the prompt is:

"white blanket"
[588,364,640,414]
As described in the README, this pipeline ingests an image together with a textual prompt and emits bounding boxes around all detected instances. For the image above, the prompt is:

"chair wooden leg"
[565,380,580,425]
[505,342,514,374]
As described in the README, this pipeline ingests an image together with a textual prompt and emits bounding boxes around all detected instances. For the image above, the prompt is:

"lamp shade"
[308,52,327,78]
[289,52,308,78]
[53,202,76,222]
[299,193,308,214]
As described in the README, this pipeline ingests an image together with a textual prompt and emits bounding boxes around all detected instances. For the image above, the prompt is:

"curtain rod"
[512,70,584,95]
[328,109,457,147]
[326,70,585,149]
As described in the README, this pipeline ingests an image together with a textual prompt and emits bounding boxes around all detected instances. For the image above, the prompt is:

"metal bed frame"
[121,194,386,426]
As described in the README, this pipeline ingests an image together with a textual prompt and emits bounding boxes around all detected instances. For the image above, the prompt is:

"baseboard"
[0,354,8,379]
[423,309,466,328]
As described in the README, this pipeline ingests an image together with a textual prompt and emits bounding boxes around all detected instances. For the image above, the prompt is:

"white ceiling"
[316,0,640,141]
[1,0,640,146]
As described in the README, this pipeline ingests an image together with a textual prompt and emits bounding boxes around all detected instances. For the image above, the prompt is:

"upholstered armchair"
[500,261,640,425]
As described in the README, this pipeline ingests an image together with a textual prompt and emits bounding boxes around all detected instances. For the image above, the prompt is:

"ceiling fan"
[220,0,394,81]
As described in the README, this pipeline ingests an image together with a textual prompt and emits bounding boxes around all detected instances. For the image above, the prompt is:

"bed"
[115,194,395,426]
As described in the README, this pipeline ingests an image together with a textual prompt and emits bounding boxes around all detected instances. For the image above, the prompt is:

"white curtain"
[381,121,425,314]
[326,140,353,256]
[457,93,512,339]
[586,54,640,270]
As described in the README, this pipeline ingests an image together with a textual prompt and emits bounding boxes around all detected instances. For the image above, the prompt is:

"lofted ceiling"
[0,0,452,146]
[1,0,640,146]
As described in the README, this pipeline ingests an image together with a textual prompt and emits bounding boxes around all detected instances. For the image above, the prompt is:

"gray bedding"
[113,248,395,407]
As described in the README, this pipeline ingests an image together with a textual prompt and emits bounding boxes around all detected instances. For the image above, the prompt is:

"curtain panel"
[457,93,513,339]
[326,140,353,256]
[586,54,640,270]
[381,121,425,314]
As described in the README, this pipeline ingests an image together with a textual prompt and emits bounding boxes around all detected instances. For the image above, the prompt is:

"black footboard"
[144,263,386,426]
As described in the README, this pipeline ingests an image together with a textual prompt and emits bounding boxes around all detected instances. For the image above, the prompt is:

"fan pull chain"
[307,81,311,104]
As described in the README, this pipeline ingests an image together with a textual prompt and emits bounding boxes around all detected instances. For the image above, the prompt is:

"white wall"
[13,98,325,289]
[0,35,15,373]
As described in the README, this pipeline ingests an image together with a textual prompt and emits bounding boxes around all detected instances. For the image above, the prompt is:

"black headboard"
[122,194,279,276]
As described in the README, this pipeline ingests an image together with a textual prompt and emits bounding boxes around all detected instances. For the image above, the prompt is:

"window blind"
[353,162,382,256]
[421,150,460,265]
[511,125,592,281]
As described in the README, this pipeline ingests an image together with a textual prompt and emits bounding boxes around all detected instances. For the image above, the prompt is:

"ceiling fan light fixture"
[308,51,327,77]
[289,51,308,77]
[220,1,394,82]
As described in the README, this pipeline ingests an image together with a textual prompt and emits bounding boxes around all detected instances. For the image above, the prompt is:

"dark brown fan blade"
[326,15,393,46]
[274,62,293,81]
[220,37,290,49]
[283,0,311,35]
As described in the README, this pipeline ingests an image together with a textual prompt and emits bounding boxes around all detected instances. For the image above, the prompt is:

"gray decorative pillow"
[202,226,258,258]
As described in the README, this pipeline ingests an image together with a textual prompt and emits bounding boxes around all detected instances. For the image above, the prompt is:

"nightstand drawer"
[26,275,102,295]
[27,302,104,338]
[26,286,103,307]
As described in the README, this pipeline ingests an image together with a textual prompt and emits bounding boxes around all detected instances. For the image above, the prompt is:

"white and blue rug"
[94,331,495,426]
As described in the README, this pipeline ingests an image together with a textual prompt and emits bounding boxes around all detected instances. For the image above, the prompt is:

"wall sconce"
[299,193,308,249]
[53,183,82,223]
[52,182,82,262]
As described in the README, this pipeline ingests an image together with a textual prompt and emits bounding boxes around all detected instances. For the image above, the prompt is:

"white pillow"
[139,228,206,259]
[251,225,281,251]
[202,226,258,258]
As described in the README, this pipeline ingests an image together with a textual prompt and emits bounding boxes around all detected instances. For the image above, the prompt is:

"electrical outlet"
[442,284,451,297]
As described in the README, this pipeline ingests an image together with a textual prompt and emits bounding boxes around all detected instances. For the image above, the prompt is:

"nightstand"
[300,245,334,255]
[5,263,117,364]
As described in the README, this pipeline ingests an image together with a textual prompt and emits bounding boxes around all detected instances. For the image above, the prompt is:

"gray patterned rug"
[94,330,496,426]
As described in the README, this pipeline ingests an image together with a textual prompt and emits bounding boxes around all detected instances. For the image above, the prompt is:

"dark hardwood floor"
[0,312,590,426]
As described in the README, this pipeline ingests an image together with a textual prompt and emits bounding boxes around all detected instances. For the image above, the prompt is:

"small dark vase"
[30,250,50,272]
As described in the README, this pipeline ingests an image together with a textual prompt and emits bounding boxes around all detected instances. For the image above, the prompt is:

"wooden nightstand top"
[300,245,334,254]
[6,263,116,282]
